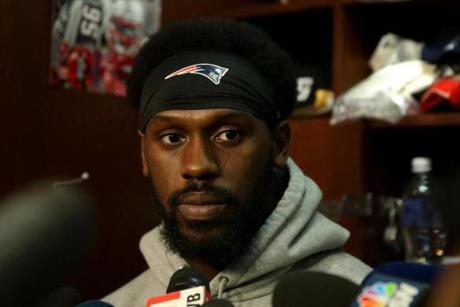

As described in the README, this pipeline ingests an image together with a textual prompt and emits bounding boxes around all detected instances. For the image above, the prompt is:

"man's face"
[140,108,288,268]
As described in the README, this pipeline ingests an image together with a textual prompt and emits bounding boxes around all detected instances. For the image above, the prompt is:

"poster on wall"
[49,0,161,96]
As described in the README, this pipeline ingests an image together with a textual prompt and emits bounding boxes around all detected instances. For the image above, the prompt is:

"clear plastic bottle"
[400,157,447,264]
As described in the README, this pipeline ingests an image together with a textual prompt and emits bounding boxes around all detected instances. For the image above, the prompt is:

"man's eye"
[160,134,186,145]
[215,130,241,142]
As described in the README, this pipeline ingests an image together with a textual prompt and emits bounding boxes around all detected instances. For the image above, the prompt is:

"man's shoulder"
[103,270,166,307]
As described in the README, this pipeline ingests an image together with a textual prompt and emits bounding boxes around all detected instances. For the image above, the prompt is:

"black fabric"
[139,50,282,131]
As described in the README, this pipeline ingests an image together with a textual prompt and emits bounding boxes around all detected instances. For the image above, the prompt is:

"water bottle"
[400,157,447,264]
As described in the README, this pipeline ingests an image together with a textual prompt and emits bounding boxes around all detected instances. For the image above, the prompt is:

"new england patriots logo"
[165,63,229,85]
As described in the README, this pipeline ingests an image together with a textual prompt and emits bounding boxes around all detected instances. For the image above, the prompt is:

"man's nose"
[181,137,220,181]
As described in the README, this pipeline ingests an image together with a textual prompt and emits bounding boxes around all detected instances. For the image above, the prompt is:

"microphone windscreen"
[166,266,210,293]
[0,182,95,305]
[75,300,114,307]
[35,287,81,307]
[272,271,358,307]
[202,299,235,306]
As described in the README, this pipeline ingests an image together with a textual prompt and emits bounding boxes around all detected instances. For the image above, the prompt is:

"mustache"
[168,183,235,208]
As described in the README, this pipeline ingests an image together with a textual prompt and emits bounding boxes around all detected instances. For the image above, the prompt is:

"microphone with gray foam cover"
[0,182,95,306]
[272,271,358,307]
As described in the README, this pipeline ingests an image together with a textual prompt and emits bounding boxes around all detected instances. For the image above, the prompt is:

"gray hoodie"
[104,158,371,306]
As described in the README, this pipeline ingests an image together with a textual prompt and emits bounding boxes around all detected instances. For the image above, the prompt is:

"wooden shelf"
[222,0,334,18]
[367,113,460,129]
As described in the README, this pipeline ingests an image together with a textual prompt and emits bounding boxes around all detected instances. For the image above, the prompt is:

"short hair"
[127,17,297,121]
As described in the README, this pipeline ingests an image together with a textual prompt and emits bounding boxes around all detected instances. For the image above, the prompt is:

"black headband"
[139,51,282,131]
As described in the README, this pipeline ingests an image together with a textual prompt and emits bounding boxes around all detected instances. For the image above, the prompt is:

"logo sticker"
[165,63,229,85]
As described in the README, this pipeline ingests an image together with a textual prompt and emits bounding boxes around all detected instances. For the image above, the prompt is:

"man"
[105,17,370,306]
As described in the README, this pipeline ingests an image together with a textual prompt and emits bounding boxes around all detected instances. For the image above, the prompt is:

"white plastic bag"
[331,60,437,125]
[370,33,423,72]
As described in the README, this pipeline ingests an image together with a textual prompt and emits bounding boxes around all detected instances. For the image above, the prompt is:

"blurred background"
[1,0,460,301]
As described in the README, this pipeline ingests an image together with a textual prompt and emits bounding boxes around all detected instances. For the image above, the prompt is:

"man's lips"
[176,193,227,220]
[178,192,226,205]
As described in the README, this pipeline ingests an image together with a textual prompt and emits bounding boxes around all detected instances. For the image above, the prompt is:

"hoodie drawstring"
[217,276,229,299]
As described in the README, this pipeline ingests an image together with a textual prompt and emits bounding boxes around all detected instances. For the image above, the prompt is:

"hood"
[139,158,350,300]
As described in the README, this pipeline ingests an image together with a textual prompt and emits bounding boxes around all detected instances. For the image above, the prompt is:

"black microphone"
[0,182,95,306]
[272,271,359,307]
[147,267,211,306]
[167,266,210,293]
[201,299,235,306]
[35,287,81,307]
[75,300,114,307]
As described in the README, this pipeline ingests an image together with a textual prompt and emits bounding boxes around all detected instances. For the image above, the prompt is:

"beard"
[148,158,277,271]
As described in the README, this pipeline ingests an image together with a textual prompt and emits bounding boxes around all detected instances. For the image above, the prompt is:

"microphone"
[0,182,95,306]
[146,267,211,307]
[350,261,441,307]
[201,299,235,306]
[35,287,81,307]
[272,271,359,307]
[167,266,210,293]
[75,300,114,307]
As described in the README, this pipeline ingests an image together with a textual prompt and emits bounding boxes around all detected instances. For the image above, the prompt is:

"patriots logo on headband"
[165,63,229,85]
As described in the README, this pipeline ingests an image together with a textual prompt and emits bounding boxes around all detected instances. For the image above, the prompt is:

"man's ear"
[272,120,291,169]
[138,130,149,177]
